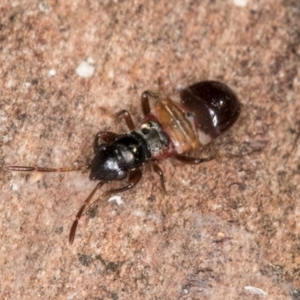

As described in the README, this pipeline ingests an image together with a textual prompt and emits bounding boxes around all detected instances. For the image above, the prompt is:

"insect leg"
[151,162,167,194]
[105,168,142,195]
[173,153,216,164]
[88,168,142,211]
[94,131,118,151]
[141,91,158,116]
[113,110,135,130]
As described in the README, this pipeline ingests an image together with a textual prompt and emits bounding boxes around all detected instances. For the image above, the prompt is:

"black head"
[180,81,241,140]
[89,144,127,181]
[89,134,149,182]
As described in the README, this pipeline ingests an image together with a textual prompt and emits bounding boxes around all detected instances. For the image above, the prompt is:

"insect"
[4,81,241,244]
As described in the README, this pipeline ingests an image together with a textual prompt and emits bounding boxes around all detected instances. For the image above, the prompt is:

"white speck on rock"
[24,82,31,89]
[76,58,95,78]
[11,183,19,191]
[48,69,56,77]
[233,0,248,7]
[244,286,268,296]
[108,196,124,205]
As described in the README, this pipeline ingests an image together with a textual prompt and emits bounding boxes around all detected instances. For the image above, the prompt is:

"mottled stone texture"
[0,0,299,299]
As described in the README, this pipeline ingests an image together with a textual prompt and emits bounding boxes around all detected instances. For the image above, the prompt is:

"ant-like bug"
[4,81,240,244]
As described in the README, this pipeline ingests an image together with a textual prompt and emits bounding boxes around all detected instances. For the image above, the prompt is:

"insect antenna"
[3,165,84,172]
[69,181,105,244]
